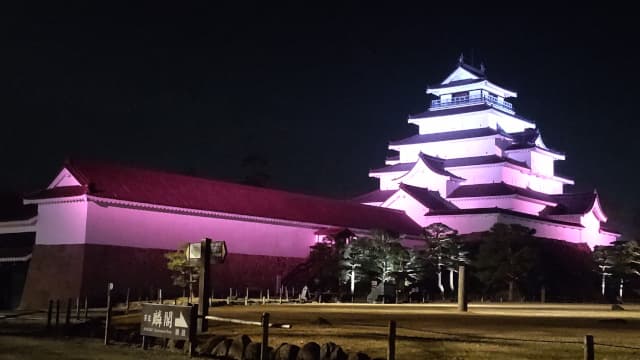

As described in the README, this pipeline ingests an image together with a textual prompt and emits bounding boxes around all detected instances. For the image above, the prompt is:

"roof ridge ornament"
[480,62,486,74]
[458,53,464,65]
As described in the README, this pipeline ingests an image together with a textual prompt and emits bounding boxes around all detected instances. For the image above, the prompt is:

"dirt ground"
[1,302,639,359]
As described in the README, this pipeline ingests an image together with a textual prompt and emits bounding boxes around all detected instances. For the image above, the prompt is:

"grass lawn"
[202,303,640,360]
[1,303,639,359]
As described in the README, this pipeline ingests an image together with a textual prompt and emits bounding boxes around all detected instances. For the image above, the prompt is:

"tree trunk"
[449,269,455,291]
[508,281,514,302]
[619,278,624,300]
[437,271,445,299]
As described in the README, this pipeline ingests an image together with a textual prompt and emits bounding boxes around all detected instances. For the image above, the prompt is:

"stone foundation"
[20,243,305,309]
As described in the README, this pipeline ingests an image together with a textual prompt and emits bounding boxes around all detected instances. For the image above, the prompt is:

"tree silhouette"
[474,223,537,301]
[423,223,461,299]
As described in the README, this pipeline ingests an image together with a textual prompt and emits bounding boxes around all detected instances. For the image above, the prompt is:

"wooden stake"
[46,300,53,329]
[260,312,270,360]
[387,320,396,360]
[65,298,72,326]
[125,288,130,314]
[104,283,113,345]
[84,296,88,319]
[55,299,60,327]
[584,335,594,360]
[457,265,467,312]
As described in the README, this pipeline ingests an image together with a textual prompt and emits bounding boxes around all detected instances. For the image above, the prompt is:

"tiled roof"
[504,143,565,156]
[418,153,465,180]
[447,182,555,203]
[370,162,414,174]
[445,155,529,169]
[370,155,529,175]
[389,127,500,146]
[399,184,458,211]
[352,189,396,204]
[428,78,485,90]
[29,160,423,235]
[25,185,88,200]
[426,207,584,228]
[459,63,487,78]
[543,192,598,215]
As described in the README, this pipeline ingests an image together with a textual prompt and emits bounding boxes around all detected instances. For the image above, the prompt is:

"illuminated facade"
[14,160,422,308]
[355,58,619,248]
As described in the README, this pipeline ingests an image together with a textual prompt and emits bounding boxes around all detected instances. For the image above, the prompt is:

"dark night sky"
[1,4,638,235]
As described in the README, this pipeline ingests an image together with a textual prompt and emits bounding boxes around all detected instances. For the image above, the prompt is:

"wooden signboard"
[141,303,196,340]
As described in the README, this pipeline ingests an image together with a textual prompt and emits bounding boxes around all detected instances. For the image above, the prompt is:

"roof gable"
[544,191,608,222]
[442,65,483,84]
[395,153,465,184]
[48,168,82,189]
[399,183,458,211]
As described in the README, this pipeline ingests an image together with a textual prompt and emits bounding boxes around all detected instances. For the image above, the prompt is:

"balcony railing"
[430,94,514,114]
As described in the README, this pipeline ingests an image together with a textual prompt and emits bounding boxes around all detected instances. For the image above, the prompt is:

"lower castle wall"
[21,243,304,309]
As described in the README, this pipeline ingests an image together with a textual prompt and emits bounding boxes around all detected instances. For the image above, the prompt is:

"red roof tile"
[33,160,422,235]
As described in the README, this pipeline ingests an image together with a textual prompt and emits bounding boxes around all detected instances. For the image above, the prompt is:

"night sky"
[1,4,638,235]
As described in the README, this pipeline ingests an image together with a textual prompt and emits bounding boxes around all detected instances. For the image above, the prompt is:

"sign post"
[187,238,227,333]
[198,238,212,332]
[141,303,196,342]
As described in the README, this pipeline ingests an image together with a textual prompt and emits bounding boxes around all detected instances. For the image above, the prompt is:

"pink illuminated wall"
[84,200,317,258]
[33,200,88,245]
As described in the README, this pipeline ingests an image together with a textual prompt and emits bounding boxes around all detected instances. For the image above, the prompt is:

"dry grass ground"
[201,303,640,360]
[1,303,639,359]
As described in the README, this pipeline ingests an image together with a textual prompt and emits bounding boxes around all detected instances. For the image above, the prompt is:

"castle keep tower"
[355,57,619,248]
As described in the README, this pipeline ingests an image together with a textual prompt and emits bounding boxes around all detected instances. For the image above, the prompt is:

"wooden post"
[387,320,396,360]
[84,296,88,319]
[75,296,80,320]
[260,312,270,360]
[198,238,212,333]
[457,265,467,312]
[65,298,72,326]
[228,288,232,305]
[125,288,130,313]
[104,282,113,345]
[141,336,148,350]
[55,299,60,327]
[584,335,594,360]
[158,288,163,304]
[46,300,53,329]
[189,304,198,357]
[245,288,249,306]
[266,289,270,302]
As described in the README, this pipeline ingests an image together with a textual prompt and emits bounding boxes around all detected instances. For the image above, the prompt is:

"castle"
[355,57,618,248]
[0,58,618,309]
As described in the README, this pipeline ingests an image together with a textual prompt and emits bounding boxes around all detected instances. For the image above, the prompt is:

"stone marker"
[196,335,226,355]
[211,338,233,358]
[245,342,270,360]
[297,342,321,360]
[274,343,300,360]
[228,334,252,360]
